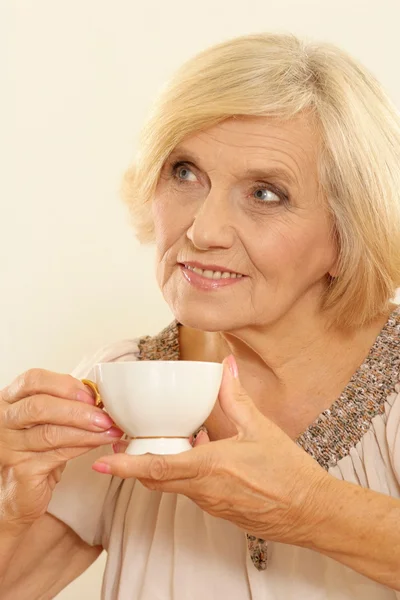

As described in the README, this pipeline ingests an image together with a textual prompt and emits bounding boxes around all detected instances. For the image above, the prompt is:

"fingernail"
[92,413,114,429]
[227,354,238,378]
[92,462,111,474]
[105,426,124,437]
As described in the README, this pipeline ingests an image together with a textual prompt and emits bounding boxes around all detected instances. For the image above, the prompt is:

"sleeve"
[386,382,400,487]
[46,338,140,546]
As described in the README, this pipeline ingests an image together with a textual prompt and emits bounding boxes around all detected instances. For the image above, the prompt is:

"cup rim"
[95,360,223,368]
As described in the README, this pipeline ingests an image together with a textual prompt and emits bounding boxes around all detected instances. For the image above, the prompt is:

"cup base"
[126,437,192,455]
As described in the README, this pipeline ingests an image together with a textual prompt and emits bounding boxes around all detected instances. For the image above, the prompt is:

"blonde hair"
[122,33,400,329]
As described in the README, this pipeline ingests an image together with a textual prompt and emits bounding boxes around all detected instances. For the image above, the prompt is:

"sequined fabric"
[136,308,400,571]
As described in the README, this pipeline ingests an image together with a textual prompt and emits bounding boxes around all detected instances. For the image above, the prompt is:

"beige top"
[48,309,400,599]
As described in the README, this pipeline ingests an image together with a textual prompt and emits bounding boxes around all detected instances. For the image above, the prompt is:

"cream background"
[2,0,400,598]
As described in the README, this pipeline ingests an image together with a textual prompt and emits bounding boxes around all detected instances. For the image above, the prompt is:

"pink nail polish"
[227,354,238,378]
[92,462,111,474]
[93,413,114,429]
[105,426,124,437]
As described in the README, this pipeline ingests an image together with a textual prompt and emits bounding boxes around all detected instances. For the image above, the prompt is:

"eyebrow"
[167,147,297,188]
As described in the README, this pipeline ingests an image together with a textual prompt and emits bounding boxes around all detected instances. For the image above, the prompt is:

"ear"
[328,235,340,278]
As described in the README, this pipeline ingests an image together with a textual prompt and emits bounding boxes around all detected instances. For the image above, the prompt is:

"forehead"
[171,115,320,184]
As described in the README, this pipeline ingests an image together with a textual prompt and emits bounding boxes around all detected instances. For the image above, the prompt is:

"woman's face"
[152,115,338,332]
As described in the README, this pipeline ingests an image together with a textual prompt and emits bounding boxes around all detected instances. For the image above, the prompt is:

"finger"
[1,370,93,404]
[48,444,113,465]
[218,356,261,437]
[193,430,210,446]
[138,477,193,495]
[16,444,113,475]
[48,465,65,488]
[92,448,206,481]
[10,423,124,452]
[3,395,116,432]
[112,440,129,454]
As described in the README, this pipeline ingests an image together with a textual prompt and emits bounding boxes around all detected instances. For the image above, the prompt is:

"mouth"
[179,261,245,281]
[177,261,246,291]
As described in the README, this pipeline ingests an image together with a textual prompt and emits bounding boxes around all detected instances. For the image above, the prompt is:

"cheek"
[152,198,172,289]
[152,195,169,251]
[152,192,191,252]
[247,215,336,276]
[152,193,192,288]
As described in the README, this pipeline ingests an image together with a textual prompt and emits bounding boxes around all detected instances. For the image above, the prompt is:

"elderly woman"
[1,33,400,599]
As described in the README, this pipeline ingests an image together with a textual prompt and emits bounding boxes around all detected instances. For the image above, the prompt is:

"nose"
[186,190,235,251]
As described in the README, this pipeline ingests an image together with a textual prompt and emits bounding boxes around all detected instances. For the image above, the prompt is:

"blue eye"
[173,163,197,183]
[179,168,193,180]
[253,188,280,203]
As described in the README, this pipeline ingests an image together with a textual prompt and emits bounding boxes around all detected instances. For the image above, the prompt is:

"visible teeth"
[184,265,242,280]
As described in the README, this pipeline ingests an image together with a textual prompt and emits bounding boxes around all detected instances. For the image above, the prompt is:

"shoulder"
[71,338,141,379]
[362,305,400,394]
[136,320,180,361]
[375,305,400,387]
[71,320,180,379]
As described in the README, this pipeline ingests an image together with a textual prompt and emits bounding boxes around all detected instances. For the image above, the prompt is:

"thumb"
[218,355,260,438]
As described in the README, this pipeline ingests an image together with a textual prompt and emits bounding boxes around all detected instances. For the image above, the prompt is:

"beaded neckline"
[138,306,400,469]
[137,307,400,571]
[295,306,400,468]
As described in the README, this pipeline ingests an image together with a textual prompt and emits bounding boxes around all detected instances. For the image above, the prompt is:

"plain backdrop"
[2,1,400,597]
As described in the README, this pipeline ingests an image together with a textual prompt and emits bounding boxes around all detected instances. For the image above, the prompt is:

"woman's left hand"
[92,356,332,545]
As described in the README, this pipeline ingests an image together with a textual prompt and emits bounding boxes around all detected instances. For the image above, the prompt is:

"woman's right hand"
[0,368,123,527]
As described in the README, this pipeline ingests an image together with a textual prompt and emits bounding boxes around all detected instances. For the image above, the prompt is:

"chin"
[171,302,249,333]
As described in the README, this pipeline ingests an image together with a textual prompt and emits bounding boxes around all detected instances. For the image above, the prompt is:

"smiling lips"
[179,262,245,290]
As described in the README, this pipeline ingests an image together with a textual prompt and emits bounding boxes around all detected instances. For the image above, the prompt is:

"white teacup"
[89,361,223,455]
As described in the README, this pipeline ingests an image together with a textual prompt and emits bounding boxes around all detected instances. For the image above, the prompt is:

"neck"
[179,300,395,439]
[220,302,355,388]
